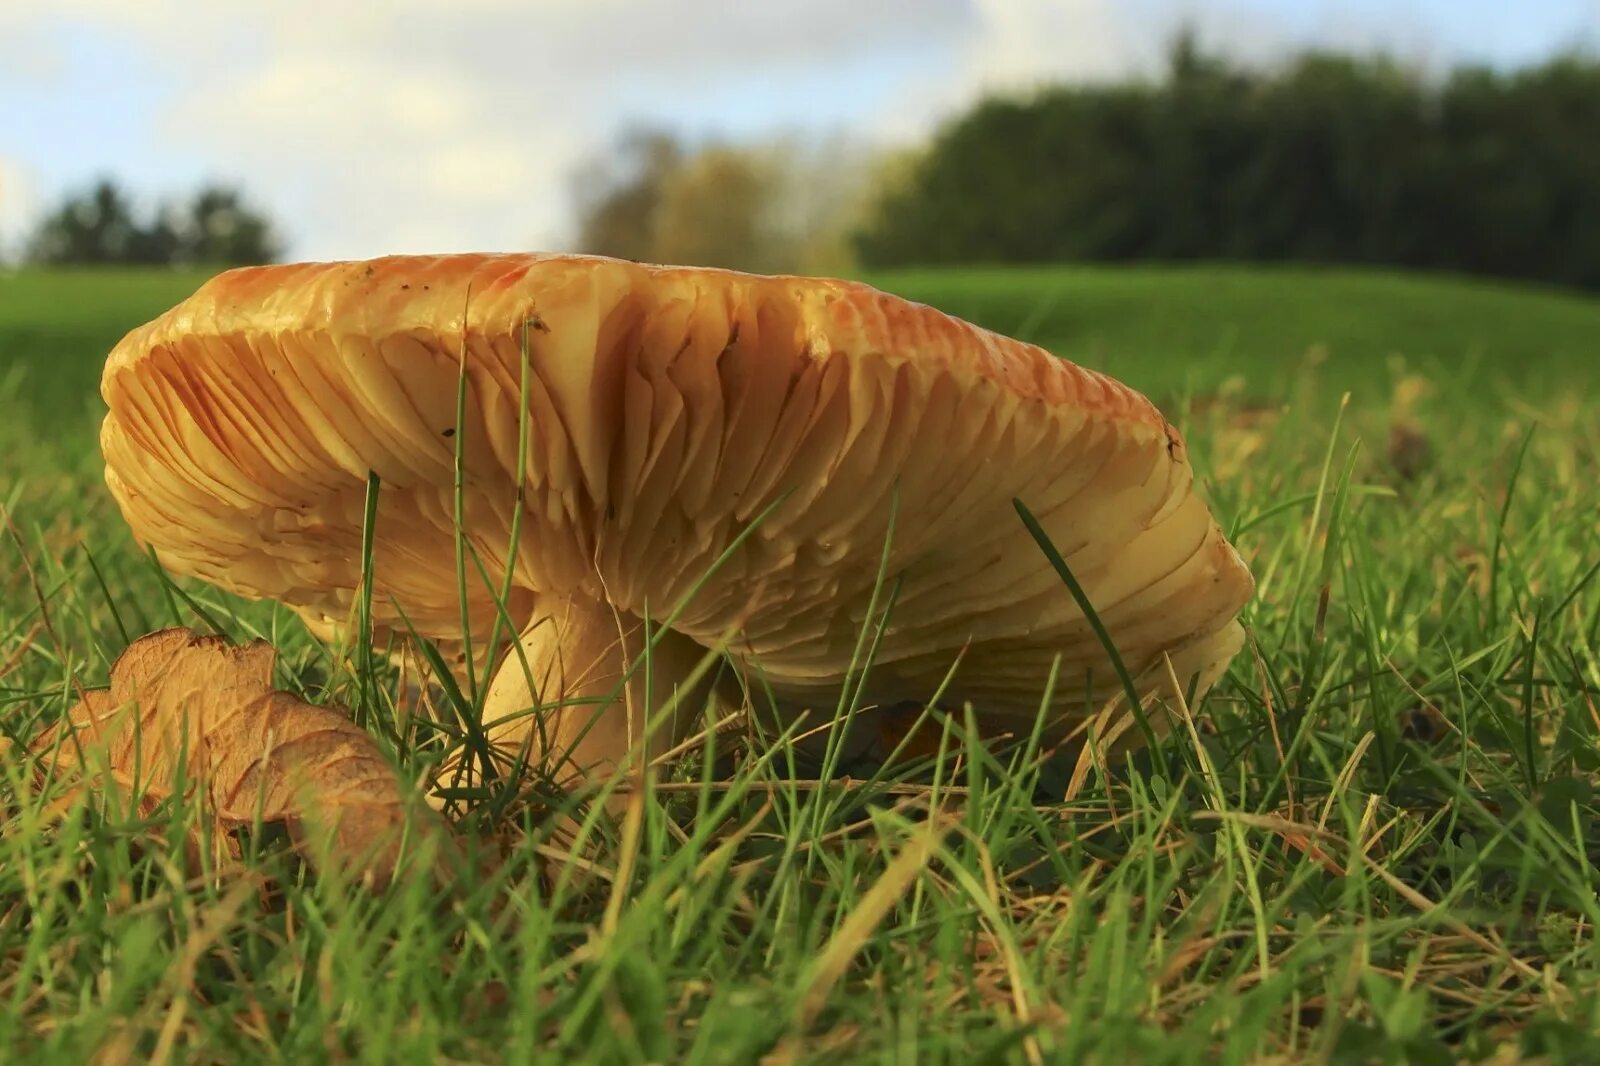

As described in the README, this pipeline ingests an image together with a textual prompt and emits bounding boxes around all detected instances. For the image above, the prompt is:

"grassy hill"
[4,262,1598,436]
[0,268,212,425]
[869,263,1600,402]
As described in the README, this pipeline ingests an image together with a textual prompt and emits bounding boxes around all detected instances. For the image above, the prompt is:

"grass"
[2,261,1600,1063]
[868,262,1600,405]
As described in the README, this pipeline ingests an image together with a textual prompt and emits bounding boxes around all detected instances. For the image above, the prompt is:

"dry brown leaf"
[28,628,454,889]
[1386,418,1434,481]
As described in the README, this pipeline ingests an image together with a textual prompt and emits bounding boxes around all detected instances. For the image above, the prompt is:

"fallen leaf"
[27,628,453,889]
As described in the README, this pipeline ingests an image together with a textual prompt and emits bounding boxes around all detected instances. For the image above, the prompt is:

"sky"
[2,0,1598,261]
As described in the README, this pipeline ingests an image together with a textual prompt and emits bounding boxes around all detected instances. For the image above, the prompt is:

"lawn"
[2,262,1599,1063]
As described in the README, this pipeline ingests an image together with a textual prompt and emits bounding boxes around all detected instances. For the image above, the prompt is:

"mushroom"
[101,254,1253,785]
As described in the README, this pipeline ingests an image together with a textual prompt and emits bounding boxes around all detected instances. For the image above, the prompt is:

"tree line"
[18,37,1600,289]
[853,37,1600,290]
[21,179,281,268]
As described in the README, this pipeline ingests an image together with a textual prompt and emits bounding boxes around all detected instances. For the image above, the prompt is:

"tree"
[851,40,1600,291]
[573,129,684,263]
[26,178,281,267]
[181,186,283,266]
[572,128,880,275]
[651,145,791,273]
[26,180,146,265]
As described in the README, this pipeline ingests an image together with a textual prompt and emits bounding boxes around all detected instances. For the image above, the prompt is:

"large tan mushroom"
[101,254,1253,785]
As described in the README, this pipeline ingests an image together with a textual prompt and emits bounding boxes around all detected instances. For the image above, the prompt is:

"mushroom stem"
[481,595,718,785]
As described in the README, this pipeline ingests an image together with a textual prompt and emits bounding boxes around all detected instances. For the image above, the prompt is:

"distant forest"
[853,35,1600,290]
[23,180,281,269]
[23,35,1600,291]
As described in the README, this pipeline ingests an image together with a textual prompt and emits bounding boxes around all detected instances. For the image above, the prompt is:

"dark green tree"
[26,180,146,265]
[853,38,1600,290]
[179,186,282,266]
[26,178,281,267]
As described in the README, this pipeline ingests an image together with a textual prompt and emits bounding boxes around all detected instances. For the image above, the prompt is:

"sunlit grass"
[2,264,1599,1062]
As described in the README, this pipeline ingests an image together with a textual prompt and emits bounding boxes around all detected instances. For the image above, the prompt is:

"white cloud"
[164,51,585,257]
[871,0,1446,144]
[963,0,1149,87]
[871,0,1139,143]
[0,16,65,82]
[9,0,966,259]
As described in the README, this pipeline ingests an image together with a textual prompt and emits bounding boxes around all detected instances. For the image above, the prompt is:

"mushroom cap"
[101,254,1253,720]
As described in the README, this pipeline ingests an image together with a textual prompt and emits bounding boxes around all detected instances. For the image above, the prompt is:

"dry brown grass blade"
[773,816,953,1061]
[1194,810,1559,993]
[27,628,454,890]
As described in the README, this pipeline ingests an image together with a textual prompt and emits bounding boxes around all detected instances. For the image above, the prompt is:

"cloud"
[0,16,66,83]
[871,0,1447,143]
[8,0,970,259]
[163,56,578,257]
[871,0,1139,142]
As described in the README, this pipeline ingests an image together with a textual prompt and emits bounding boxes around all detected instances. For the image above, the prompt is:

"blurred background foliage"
[572,127,879,276]
[18,33,1600,290]
[25,179,281,268]
[855,33,1600,289]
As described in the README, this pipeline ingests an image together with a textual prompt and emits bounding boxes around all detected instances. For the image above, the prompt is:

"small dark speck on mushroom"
[442,428,456,438]
[401,283,410,290]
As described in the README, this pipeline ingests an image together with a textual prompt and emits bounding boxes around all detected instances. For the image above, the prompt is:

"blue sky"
[3,0,1597,261]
